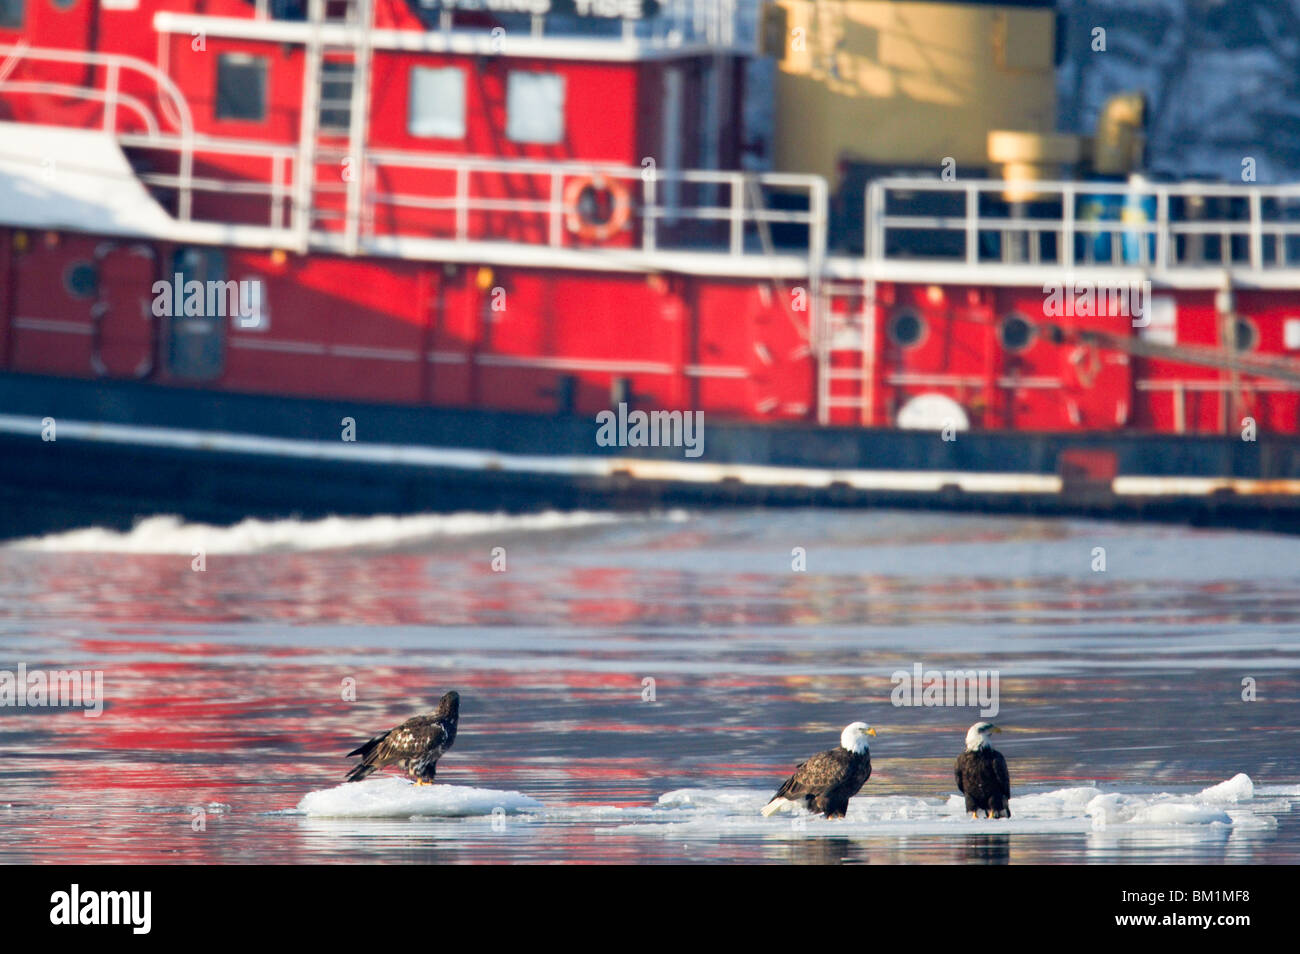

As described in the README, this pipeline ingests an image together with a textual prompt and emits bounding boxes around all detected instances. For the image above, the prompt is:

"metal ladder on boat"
[295,0,373,255]
[743,177,842,425]
[816,279,877,426]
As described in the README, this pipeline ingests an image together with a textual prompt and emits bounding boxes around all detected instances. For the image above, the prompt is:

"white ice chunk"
[629,775,1278,839]
[1198,773,1254,802]
[1225,811,1278,831]
[657,789,770,811]
[1255,785,1300,796]
[296,777,542,818]
[1011,786,1105,816]
[1129,803,1232,826]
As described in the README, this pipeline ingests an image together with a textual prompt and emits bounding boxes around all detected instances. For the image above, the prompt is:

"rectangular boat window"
[269,0,306,19]
[166,248,228,381]
[408,66,466,139]
[1284,319,1300,351]
[0,0,24,28]
[215,53,268,122]
[506,71,565,145]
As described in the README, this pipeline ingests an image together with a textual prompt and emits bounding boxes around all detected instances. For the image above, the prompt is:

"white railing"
[0,43,196,220]
[0,41,820,269]
[418,0,750,49]
[233,0,751,50]
[361,149,824,265]
[864,177,1300,272]
[26,123,823,271]
[655,0,745,48]
[118,133,299,233]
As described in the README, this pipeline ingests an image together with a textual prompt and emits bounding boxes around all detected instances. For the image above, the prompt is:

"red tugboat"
[2,0,1300,535]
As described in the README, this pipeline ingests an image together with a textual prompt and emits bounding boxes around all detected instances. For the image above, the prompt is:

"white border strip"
[11,413,1295,498]
[0,413,1064,494]
[1112,475,1300,496]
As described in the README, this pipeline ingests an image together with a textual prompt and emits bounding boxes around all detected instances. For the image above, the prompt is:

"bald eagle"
[761,722,876,819]
[955,721,1010,818]
[345,691,459,784]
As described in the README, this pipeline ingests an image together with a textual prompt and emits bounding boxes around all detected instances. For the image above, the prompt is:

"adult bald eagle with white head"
[761,722,876,819]
[955,721,1011,818]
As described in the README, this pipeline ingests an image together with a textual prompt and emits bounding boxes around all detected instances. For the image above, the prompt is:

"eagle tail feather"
[345,731,391,781]
[345,762,378,783]
[769,774,801,802]
[760,799,786,817]
[346,731,388,759]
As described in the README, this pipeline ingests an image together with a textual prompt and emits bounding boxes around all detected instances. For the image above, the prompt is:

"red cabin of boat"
[3,0,1300,444]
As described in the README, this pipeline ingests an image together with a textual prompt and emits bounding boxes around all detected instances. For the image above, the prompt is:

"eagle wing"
[992,749,1011,798]
[380,715,446,762]
[345,714,447,781]
[772,749,852,800]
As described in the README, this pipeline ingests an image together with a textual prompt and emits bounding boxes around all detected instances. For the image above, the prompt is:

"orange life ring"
[563,174,631,242]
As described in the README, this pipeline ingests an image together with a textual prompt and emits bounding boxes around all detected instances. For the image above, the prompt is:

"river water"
[1,508,1298,864]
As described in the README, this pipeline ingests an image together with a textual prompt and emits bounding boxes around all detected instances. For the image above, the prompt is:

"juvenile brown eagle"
[345,691,459,784]
[955,721,1011,818]
[761,722,875,819]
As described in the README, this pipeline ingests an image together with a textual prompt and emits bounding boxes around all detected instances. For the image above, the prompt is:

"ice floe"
[605,774,1287,838]
[288,774,1292,837]
[295,777,543,818]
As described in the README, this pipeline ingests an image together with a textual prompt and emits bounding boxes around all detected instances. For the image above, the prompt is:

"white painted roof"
[0,120,176,236]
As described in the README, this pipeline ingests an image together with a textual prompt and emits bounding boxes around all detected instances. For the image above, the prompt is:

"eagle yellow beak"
[866,727,877,737]
[992,726,1002,733]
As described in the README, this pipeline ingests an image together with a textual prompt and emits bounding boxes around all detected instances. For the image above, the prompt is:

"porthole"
[888,309,927,349]
[63,261,98,299]
[1000,312,1036,353]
